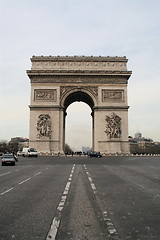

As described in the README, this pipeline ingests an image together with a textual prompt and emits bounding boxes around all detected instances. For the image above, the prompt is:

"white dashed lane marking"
[46,164,75,240]
[0,187,14,196]
[0,171,12,177]
[84,164,121,240]
[0,169,47,196]
[34,171,42,177]
[18,177,31,185]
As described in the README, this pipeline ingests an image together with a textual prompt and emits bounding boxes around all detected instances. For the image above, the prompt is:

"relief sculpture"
[35,89,56,101]
[102,90,123,102]
[37,114,52,138]
[105,113,121,138]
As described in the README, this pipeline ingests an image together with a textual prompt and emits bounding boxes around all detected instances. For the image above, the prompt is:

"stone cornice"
[29,105,64,110]
[27,74,130,84]
[27,70,131,75]
[31,55,128,62]
[27,70,132,83]
[29,105,129,111]
[93,106,130,110]
[30,56,131,72]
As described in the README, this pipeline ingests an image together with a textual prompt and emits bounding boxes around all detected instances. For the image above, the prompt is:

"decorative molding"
[27,70,131,75]
[93,106,129,110]
[29,75,129,84]
[102,89,124,102]
[60,86,98,98]
[105,113,122,138]
[31,61,127,71]
[29,105,64,111]
[34,89,57,101]
[31,56,128,61]
[88,86,98,97]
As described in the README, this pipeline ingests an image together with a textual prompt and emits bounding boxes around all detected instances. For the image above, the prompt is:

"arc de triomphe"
[27,56,132,154]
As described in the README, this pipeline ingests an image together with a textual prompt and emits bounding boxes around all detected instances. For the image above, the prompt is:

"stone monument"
[27,56,132,154]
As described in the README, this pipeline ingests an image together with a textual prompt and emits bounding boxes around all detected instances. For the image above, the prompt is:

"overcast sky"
[0,0,160,150]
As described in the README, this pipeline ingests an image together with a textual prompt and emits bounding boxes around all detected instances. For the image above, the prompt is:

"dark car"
[1,154,16,166]
[88,151,102,158]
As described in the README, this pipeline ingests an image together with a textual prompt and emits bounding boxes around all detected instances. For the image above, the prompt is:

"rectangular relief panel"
[102,89,124,102]
[34,89,57,101]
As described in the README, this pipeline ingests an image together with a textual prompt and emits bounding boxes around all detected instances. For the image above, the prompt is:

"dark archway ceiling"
[64,91,94,110]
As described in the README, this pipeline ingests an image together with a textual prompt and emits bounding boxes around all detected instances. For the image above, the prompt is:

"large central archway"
[62,90,95,152]
[27,56,132,154]
[65,102,92,152]
[63,91,95,110]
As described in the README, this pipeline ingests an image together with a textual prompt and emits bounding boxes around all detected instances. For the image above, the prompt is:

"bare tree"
[65,143,73,155]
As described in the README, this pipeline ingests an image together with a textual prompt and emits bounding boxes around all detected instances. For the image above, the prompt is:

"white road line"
[64,181,71,191]
[34,172,42,176]
[19,177,31,185]
[0,187,14,196]
[84,164,120,239]
[0,171,12,177]
[46,164,75,240]
[0,170,41,197]
[46,218,60,240]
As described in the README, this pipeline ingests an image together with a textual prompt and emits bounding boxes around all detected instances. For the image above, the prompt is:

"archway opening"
[63,91,94,153]
[63,91,94,110]
[65,102,92,152]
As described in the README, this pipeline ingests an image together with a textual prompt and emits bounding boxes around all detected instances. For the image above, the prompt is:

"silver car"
[1,154,16,166]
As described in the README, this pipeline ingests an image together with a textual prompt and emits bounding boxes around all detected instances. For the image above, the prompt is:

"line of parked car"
[1,149,103,166]
[1,148,38,166]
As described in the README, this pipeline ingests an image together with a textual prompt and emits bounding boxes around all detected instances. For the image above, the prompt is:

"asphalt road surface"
[0,156,160,240]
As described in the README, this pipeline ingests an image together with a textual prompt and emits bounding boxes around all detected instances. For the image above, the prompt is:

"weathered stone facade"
[27,56,132,154]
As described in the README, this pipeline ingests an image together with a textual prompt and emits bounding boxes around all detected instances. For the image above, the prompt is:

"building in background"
[129,132,160,154]
[10,137,29,150]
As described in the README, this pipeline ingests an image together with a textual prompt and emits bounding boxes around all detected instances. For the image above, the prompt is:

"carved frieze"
[34,89,57,101]
[32,60,127,70]
[105,113,122,138]
[30,76,129,84]
[37,114,52,138]
[102,90,124,102]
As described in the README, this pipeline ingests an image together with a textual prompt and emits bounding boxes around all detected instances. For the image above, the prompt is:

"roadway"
[0,156,160,240]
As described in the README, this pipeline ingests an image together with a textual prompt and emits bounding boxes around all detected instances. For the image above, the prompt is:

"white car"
[17,151,23,156]
[1,154,16,166]
[22,148,38,157]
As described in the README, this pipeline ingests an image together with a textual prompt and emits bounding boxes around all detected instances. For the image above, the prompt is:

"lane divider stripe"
[0,187,14,196]
[0,170,44,196]
[19,177,31,185]
[34,172,42,176]
[84,164,121,240]
[46,164,75,240]
[0,171,12,177]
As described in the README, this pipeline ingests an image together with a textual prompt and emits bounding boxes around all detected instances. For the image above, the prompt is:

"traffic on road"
[0,156,160,240]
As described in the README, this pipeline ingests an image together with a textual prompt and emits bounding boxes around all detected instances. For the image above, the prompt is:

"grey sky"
[0,0,160,150]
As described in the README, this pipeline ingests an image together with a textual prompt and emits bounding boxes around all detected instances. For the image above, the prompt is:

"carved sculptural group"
[105,113,121,138]
[37,114,52,138]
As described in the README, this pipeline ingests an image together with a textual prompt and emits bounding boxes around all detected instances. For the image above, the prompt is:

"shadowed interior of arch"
[64,91,94,111]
